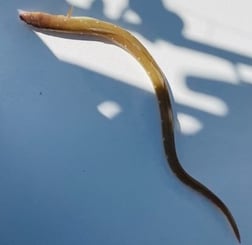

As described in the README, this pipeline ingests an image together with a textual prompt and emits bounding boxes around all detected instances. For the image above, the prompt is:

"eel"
[19,9,241,243]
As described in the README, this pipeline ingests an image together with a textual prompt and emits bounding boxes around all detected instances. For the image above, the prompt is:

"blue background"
[0,0,251,244]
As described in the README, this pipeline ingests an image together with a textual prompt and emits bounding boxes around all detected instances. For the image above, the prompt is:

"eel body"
[19,10,240,243]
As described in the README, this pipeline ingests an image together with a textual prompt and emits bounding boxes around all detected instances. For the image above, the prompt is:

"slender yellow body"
[20,11,240,243]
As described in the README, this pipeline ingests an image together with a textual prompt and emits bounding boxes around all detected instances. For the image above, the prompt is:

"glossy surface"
[19,10,240,242]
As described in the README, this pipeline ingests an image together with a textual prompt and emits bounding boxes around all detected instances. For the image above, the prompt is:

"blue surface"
[0,1,252,244]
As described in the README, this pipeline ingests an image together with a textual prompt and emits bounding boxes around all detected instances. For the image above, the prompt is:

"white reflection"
[102,0,128,19]
[123,9,142,25]
[162,0,252,56]
[237,64,252,84]
[35,31,152,92]
[97,100,122,119]
[33,0,252,134]
[66,0,95,9]
[177,113,203,135]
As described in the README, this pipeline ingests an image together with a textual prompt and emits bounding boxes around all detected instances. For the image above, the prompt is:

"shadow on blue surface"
[84,0,252,65]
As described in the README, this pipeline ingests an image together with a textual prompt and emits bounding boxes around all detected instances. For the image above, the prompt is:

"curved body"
[20,11,240,242]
